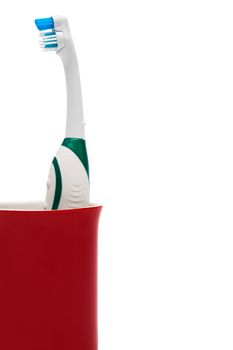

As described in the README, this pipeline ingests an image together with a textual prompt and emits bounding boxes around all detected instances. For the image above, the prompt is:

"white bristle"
[40,35,57,39]
[42,47,58,51]
[39,38,57,43]
[39,39,58,45]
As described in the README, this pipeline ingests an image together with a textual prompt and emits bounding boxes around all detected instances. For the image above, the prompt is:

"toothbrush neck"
[58,47,85,139]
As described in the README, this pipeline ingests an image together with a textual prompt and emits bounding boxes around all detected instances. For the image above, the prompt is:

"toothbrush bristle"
[35,17,54,31]
[35,17,58,51]
[39,30,58,51]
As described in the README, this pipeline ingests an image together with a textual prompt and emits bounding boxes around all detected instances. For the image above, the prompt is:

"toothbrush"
[35,16,89,210]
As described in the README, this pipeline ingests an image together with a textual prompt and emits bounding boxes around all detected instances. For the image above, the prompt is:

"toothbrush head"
[35,16,66,52]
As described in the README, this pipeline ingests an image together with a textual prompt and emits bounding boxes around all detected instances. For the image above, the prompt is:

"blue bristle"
[44,31,56,36]
[35,17,54,31]
[44,43,58,49]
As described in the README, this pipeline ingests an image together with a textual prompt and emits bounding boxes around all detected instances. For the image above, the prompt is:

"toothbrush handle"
[59,49,85,139]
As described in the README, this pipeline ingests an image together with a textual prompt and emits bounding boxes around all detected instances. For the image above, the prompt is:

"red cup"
[0,204,102,350]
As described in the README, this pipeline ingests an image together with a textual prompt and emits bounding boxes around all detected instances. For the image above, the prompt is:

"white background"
[0,0,233,349]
